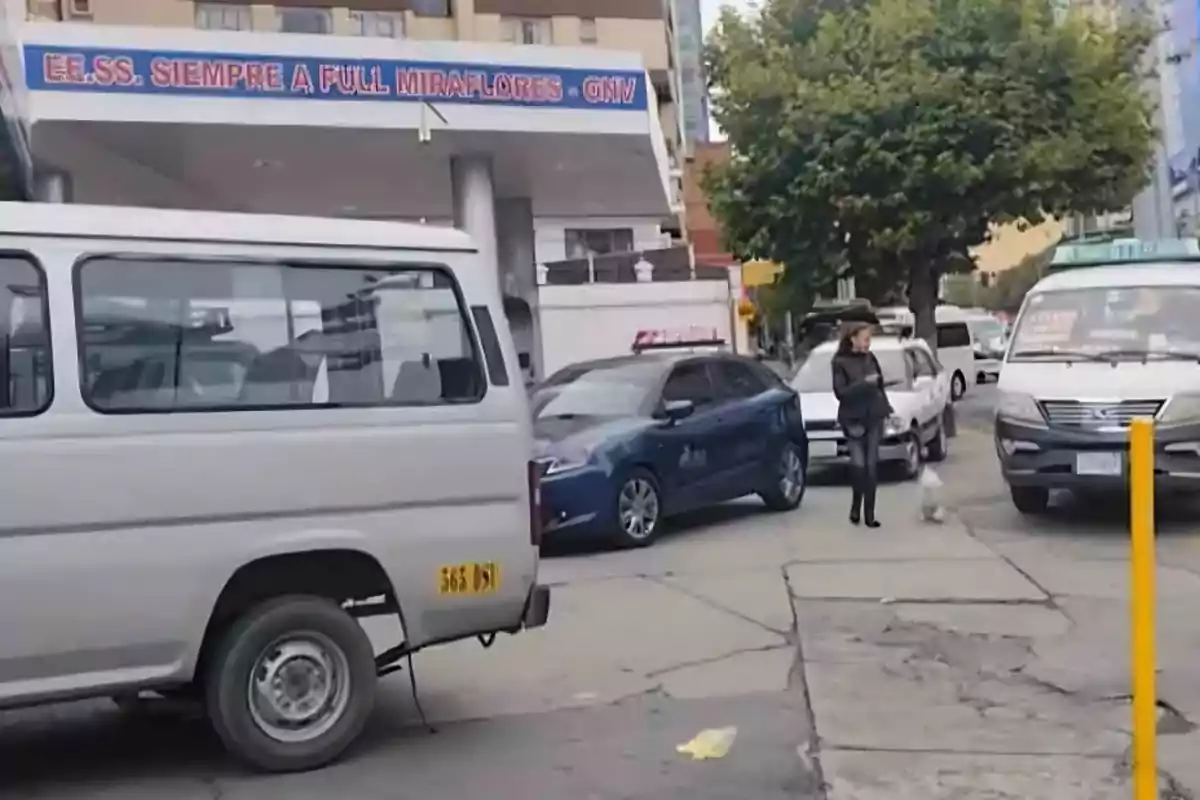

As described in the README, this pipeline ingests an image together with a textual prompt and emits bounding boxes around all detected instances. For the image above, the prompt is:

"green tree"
[704,0,1154,348]
[985,244,1056,311]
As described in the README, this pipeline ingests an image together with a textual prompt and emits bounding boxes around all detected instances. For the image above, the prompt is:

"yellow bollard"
[1128,417,1157,800]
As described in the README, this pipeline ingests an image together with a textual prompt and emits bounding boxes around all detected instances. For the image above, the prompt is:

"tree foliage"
[703,0,1154,345]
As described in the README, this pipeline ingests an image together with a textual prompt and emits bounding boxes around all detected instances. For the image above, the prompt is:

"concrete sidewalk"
[398,465,1189,799]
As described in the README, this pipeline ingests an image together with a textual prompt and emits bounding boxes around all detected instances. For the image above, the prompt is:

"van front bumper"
[995,417,1200,490]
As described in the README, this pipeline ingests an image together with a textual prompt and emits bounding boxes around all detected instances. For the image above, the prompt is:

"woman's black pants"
[846,423,882,521]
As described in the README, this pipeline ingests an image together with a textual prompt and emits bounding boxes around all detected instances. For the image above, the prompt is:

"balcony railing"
[537,245,729,285]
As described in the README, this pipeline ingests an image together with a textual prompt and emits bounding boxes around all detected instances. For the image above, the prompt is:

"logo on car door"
[680,444,708,469]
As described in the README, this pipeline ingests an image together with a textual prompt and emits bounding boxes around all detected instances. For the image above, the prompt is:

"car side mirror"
[661,399,695,423]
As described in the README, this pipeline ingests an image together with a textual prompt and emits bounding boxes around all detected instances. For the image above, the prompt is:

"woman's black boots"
[849,468,863,525]
[863,483,880,528]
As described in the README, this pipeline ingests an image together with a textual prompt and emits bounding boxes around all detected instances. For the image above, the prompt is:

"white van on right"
[995,239,1200,514]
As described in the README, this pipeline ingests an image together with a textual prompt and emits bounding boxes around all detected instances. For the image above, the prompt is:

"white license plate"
[1076,451,1122,476]
[810,440,839,458]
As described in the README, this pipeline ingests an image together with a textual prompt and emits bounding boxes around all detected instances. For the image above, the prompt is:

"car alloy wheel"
[779,445,805,503]
[618,477,660,541]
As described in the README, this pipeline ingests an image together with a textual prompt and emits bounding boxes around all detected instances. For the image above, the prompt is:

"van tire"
[205,596,377,773]
[1010,486,1050,515]
[951,371,967,401]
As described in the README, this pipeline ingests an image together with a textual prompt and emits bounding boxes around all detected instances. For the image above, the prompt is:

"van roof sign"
[1050,237,1200,267]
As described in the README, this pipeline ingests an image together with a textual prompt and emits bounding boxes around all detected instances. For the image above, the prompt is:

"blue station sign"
[22,45,649,111]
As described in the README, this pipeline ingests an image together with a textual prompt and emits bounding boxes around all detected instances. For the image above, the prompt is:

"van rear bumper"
[521,583,551,630]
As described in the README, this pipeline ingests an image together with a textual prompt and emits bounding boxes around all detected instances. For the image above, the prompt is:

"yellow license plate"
[438,562,500,595]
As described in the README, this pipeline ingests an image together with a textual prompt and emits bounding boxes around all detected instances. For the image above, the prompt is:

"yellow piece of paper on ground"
[676,726,738,760]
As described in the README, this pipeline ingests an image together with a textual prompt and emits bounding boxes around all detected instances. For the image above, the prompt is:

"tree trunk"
[908,260,938,353]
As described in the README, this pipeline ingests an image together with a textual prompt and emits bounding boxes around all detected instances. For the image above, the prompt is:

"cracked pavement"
[5,425,1200,799]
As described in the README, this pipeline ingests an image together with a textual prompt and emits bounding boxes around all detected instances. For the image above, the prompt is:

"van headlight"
[1159,394,1200,425]
[996,391,1045,426]
[884,415,908,436]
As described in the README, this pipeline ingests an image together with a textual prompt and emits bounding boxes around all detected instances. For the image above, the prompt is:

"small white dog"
[919,466,947,523]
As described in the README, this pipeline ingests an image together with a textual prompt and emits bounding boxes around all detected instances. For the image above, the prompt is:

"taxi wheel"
[892,433,922,481]
[760,441,807,511]
[610,468,663,549]
[926,422,948,462]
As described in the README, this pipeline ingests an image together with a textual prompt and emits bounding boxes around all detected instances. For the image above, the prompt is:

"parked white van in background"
[0,203,549,772]
[876,305,976,400]
[963,312,1008,384]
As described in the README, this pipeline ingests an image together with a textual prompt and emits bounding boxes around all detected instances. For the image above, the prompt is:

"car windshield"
[1009,286,1200,361]
[792,349,909,392]
[533,361,663,419]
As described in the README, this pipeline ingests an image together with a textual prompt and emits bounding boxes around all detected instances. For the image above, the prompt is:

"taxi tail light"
[528,459,544,547]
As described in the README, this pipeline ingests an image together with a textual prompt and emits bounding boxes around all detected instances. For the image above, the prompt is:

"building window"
[0,255,52,417]
[276,8,332,34]
[411,0,450,17]
[565,228,635,258]
[61,0,91,18]
[502,17,551,45]
[580,17,597,44]
[75,256,485,413]
[350,10,405,37]
[195,3,252,31]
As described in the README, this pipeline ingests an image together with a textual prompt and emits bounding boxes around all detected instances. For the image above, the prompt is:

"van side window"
[936,323,971,349]
[0,254,52,416]
[75,256,485,413]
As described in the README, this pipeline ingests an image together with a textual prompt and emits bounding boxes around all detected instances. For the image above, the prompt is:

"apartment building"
[29,0,690,252]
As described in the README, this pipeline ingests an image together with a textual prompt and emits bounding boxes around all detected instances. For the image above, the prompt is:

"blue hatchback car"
[532,352,809,548]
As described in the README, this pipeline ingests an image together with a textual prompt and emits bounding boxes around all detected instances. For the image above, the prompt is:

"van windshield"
[1009,286,1200,361]
[968,319,1006,348]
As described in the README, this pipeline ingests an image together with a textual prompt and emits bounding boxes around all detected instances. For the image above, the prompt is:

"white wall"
[534,216,670,263]
[538,279,734,375]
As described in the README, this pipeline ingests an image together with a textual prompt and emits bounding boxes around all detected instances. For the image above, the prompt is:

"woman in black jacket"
[831,322,893,527]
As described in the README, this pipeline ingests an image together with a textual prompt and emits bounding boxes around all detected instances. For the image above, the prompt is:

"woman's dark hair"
[837,321,871,354]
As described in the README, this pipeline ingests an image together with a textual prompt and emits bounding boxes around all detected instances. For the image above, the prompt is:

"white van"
[996,239,1200,513]
[0,203,549,771]
[875,305,976,400]
[962,313,1008,384]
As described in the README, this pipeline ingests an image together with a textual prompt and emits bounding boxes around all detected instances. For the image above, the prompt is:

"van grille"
[1038,399,1164,428]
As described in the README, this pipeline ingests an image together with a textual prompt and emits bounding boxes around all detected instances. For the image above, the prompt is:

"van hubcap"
[248,634,351,743]
[618,478,659,540]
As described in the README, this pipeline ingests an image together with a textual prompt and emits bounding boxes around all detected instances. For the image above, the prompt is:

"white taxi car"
[791,336,951,478]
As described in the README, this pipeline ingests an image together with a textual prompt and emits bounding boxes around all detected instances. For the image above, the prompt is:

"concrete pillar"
[450,154,499,284]
[32,170,71,203]
[495,196,544,380]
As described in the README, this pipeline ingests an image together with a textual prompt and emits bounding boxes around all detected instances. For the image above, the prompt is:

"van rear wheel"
[951,371,967,401]
[205,596,377,773]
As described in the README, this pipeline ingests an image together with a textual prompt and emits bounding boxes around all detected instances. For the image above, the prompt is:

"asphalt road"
[8,394,1200,799]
